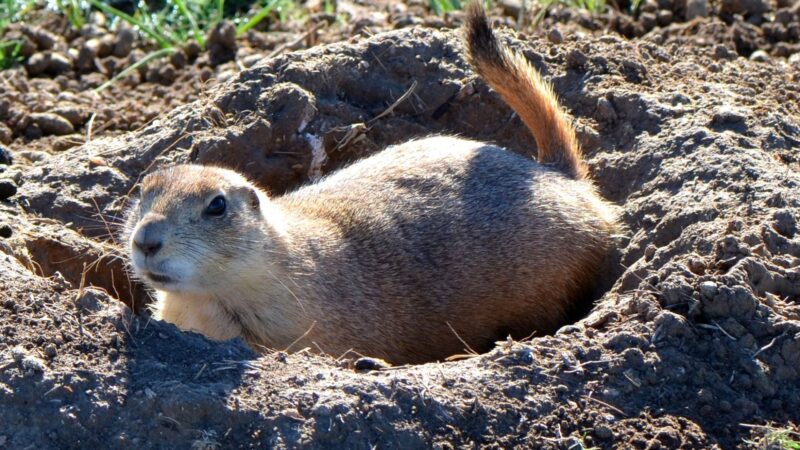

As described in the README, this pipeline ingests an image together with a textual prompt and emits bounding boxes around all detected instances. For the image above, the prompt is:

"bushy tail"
[463,2,587,180]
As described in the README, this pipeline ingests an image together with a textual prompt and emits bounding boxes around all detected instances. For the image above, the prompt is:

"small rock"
[0,179,17,200]
[640,12,657,31]
[51,106,84,126]
[0,125,12,146]
[199,67,214,82]
[595,424,614,439]
[207,21,237,66]
[621,59,647,83]
[11,345,46,374]
[98,34,115,57]
[656,9,673,26]
[749,50,769,62]
[566,49,588,70]
[208,20,237,48]
[354,357,391,372]
[169,50,187,69]
[498,0,523,17]
[25,52,50,76]
[30,28,57,50]
[685,0,709,19]
[711,105,746,125]
[0,224,11,238]
[24,123,42,140]
[774,8,795,25]
[596,97,617,122]
[44,343,57,358]
[31,113,74,135]
[720,0,768,15]
[241,53,264,68]
[48,52,73,74]
[713,44,735,60]
[699,281,718,298]
[157,65,177,84]
[77,38,101,71]
[640,0,658,13]
[547,28,563,44]
[113,26,135,58]
[644,243,657,260]
[184,40,202,60]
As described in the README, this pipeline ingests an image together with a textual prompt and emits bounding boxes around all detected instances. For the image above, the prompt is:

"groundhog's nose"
[133,216,166,257]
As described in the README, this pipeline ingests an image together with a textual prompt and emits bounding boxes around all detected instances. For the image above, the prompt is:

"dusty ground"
[1,1,799,449]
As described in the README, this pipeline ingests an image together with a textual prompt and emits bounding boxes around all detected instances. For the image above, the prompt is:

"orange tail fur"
[464,2,587,180]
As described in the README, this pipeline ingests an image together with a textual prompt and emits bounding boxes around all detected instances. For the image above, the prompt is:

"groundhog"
[124,2,618,364]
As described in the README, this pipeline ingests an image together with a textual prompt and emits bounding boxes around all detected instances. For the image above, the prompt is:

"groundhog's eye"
[205,195,227,217]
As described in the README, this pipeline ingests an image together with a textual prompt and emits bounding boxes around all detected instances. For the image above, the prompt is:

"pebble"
[749,50,769,62]
[169,50,187,69]
[208,21,237,48]
[35,29,56,50]
[0,125,11,145]
[699,281,718,298]
[77,38,101,71]
[596,97,617,122]
[113,27,135,58]
[98,34,115,57]
[51,105,84,126]
[184,40,202,59]
[656,9,673,26]
[158,65,177,84]
[711,105,746,125]
[640,12,657,31]
[44,343,57,358]
[0,224,11,238]
[242,53,264,68]
[547,28,564,44]
[25,52,50,76]
[354,357,391,372]
[713,44,736,60]
[685,0,709,19]
[31,113,74,135]
[721,0,769,15]
[566,49,588,70]
[774,8,794,24]
[48,52,73,74]
[594,424,614,439]
[0,179,17,201]
[24,123,42,140]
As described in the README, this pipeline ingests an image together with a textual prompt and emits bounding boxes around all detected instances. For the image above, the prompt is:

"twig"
[282,320,317,352]
[368,81,418,125]
[446,321,479,356]
[584,394,629,418]
[267,21,327,59]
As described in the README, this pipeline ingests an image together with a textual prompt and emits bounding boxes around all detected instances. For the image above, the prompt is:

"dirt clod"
[0,179,17,200]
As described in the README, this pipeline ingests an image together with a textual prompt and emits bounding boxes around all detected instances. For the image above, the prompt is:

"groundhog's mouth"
[144,271,175,284]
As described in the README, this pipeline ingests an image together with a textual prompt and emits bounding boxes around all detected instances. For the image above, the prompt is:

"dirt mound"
[1,26,799,448]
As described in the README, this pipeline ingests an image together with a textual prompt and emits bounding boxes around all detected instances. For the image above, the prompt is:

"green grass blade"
[93,47,176,92]
[173,0,205,48]
[87,0,175,49]
[236,0,278,36]
[215,0,225,25]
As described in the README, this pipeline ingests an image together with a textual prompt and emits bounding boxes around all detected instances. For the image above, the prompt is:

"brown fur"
[125,3,617,364]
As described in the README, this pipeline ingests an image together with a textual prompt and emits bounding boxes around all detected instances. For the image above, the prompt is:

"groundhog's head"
[125,164,267,294]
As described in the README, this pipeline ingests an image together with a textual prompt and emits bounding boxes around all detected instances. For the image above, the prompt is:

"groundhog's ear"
[247,187,260,209]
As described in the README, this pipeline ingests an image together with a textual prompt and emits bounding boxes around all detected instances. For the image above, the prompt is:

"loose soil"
[1,1,799,449]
